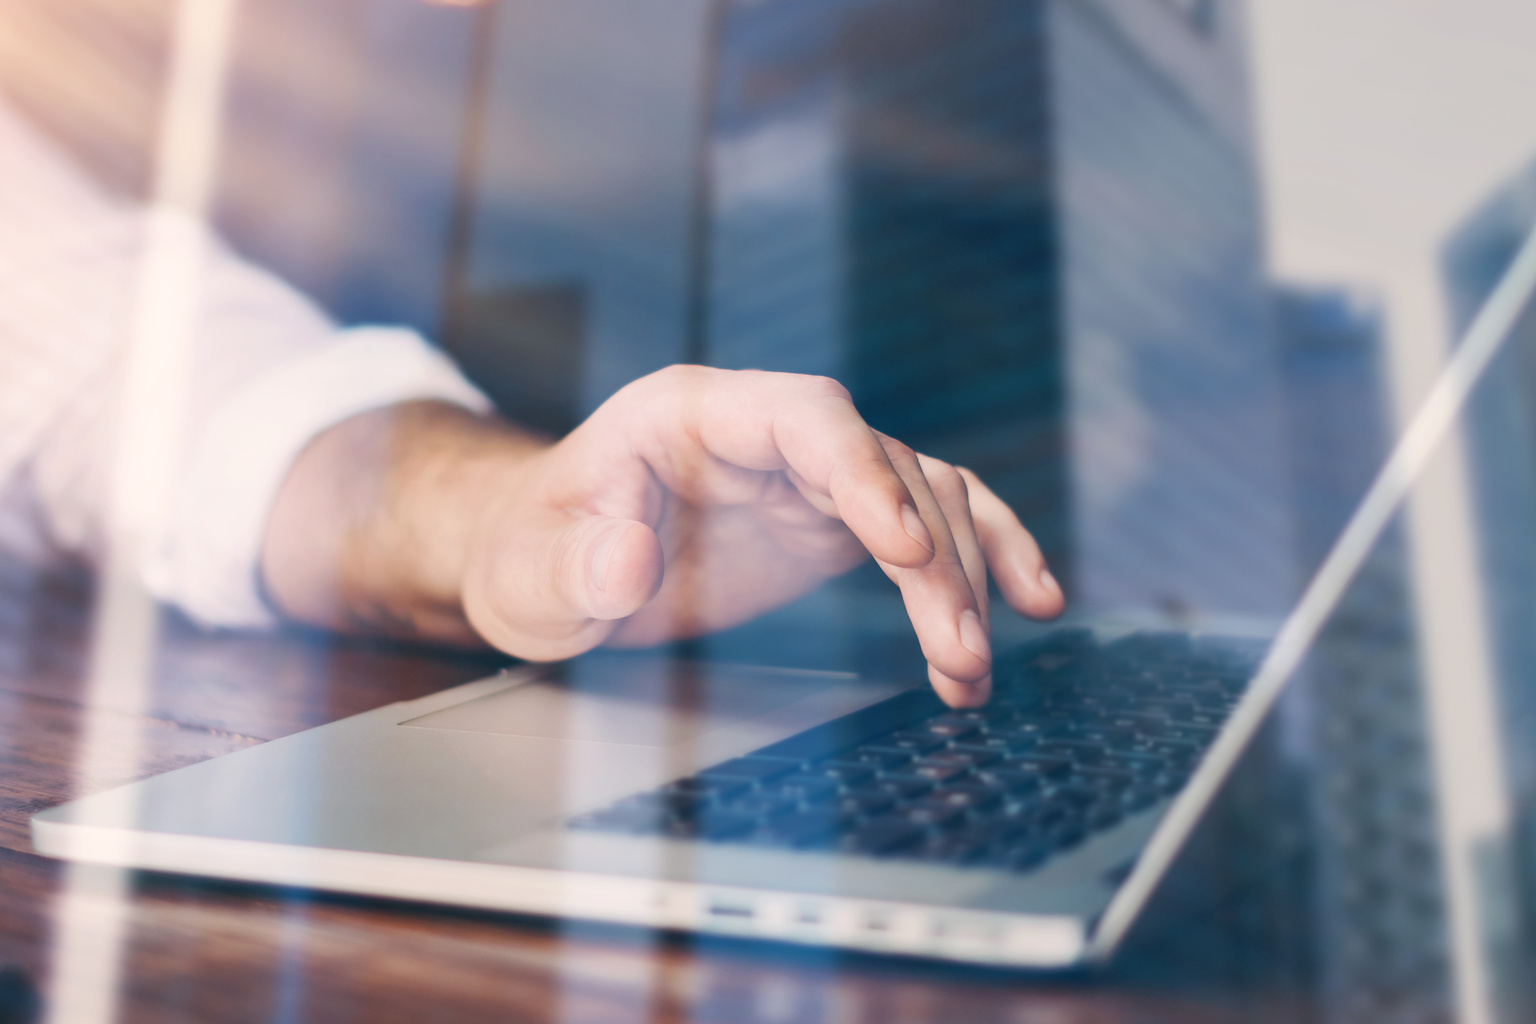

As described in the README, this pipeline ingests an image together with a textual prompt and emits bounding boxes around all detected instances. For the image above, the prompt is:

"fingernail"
[590,523,625,593]
[1039,568,1059,594]
[958,609,990,662]
[902,504,934,554]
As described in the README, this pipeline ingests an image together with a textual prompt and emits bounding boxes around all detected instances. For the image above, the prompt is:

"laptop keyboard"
[567,630,1263,874]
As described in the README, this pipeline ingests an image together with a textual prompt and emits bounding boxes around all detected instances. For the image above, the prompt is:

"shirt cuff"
[147,327,492,629]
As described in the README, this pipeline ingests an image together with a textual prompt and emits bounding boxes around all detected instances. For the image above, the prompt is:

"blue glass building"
[1271,287,1448,1014]
[1443,160,1536,925]
[705,0,1295,622]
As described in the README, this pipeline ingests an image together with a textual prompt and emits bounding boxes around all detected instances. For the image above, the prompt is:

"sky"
[1247,0,1536,401]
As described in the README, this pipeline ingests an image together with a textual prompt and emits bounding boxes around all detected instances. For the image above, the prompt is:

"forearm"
[260,400,549,643]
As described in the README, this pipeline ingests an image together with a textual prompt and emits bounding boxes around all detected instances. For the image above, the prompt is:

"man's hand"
[262,366,1063,707]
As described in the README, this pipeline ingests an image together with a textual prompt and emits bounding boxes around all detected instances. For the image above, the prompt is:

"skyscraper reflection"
[1444,159,1536,938]
[1273,286,1448,1021]
[705,0,1295,624]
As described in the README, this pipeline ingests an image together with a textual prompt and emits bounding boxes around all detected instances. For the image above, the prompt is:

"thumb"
[465,513,663,662]
[562,515,664,622]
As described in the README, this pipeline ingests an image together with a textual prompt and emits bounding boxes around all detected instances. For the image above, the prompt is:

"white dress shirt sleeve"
[0,92,493,628]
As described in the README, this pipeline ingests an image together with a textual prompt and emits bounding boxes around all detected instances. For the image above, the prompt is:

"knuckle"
[880,435,917,464]
[610,364,712,414]
[799,374,853,402]
[648,363,709,391]
[955,466,990,499]
[927,460,968,499]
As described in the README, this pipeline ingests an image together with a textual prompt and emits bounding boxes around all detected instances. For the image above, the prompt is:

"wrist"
[390,405,549,632]
[262,401,549,643]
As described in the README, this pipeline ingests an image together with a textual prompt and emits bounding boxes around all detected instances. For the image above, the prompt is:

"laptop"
[26,0,1536,980]
[24,197,1531,966]
[32,626,1258,968]
[30,211,1536,970]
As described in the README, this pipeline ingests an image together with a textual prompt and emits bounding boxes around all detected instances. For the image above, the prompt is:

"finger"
[464,513,664,662]
[873,448,993,704]
[919,455,990,625]
[623,367,937,569]
[931,663,990,709]
[958,467,1065,620]
[916,454,993,706]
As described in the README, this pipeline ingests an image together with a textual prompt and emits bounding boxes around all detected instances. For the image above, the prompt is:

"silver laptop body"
[31,640,1237,969]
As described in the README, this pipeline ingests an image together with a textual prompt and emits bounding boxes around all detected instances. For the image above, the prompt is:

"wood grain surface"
[0,556,1317,1023]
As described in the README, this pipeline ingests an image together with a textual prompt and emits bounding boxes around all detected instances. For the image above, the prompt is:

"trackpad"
[400,657,893,750]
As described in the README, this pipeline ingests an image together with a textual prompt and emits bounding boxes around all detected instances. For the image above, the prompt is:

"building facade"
[705,0,1297,622]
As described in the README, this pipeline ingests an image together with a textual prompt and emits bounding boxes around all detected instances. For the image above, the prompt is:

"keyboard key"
[1069,724,1142,747]
[665,776,748,800]
[1118,785,1162,813]
[724,793,799,821]
[1185,690,1235,711]
[921,833,993,864]
[836,792,897,818]
[1002,754,1072,778]
[848,747,914,770]
[814,762,877,787]
[773,775,839,803]
[700,757,797,785]
[954,820,1028,846]
[1099,750,1165,771]
[926,784,1003,814]
[759,811,841,848]
[887,732,947,755]
[974,732,1041,755]
[645,793,710,819]
[926,747,1000,768]
[1002,717,1072,736]
[921,716,981,741]
[841,817,926,855]
[1049,784,1099,809]
[695,811,759,840]
[907,761,971,784]
[1029,802,1076,831]
[1145,696,1197,716]
[1148,739,1200,760]
[1035,739,1107,763]
[974,768,1046,796]
[901,801,966,830]
[1162,726,1216,745]
[997,795,1050,825]
[974,705,1023,727]
[1071,766,1135,790]
[874,775,934,800]
[1108,713,1170,735]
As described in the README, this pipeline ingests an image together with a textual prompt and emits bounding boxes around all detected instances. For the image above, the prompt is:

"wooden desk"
[0,559,1314,1023]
